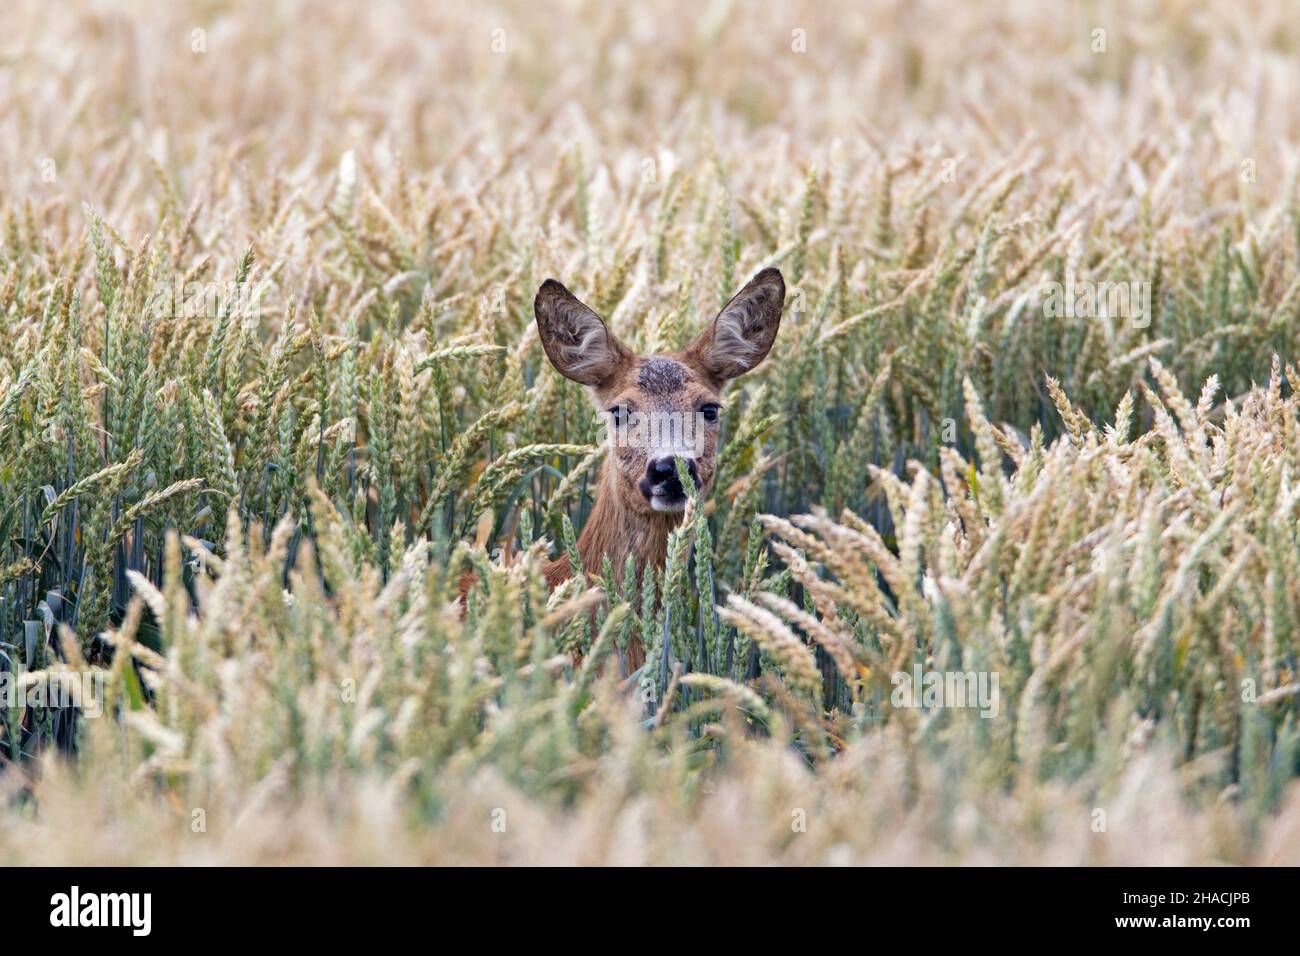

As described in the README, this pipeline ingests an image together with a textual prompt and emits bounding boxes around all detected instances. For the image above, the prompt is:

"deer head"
[535,268,784,518]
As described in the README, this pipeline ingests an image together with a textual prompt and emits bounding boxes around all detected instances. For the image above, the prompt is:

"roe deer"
[534,267,785,668]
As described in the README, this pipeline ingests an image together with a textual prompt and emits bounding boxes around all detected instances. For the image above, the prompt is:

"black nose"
[647,456,697,486]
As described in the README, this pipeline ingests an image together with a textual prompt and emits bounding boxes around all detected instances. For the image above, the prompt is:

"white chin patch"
[650,495,687,513]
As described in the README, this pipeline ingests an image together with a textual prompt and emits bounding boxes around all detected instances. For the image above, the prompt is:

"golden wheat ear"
[534,278,633,387]
[685,267,785,385]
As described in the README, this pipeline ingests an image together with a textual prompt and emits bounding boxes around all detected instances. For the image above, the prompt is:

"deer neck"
[576,459,681,582]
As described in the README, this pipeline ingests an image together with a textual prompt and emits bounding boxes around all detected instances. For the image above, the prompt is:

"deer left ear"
[534,278,632,388]
[686,267,784,384]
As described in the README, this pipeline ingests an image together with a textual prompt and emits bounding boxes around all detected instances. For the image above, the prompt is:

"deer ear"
[534,279,632,387]
[686,267,785,384]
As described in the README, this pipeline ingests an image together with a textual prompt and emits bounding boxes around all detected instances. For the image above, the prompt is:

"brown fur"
[535,268,785,670]
[542,458,682,669]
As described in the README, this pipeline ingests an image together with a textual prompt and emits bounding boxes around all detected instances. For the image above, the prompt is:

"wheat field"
[3,0,1300,865]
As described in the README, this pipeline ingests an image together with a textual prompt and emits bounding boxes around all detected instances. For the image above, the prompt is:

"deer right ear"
[534,279,631,387]
[685,267,785,385]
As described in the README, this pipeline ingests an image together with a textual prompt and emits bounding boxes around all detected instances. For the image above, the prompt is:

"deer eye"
[700,403,720,423]
[607,405,627,428]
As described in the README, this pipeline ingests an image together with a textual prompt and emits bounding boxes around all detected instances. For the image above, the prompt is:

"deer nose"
[647,456,697,487]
